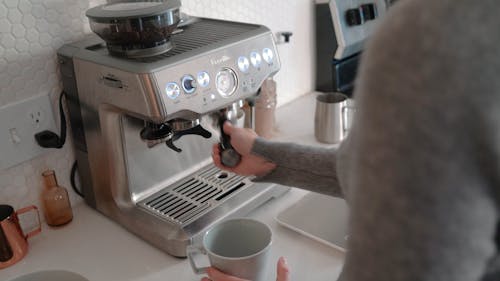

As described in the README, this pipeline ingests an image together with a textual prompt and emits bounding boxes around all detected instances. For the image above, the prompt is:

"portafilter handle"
[219,115,241,168]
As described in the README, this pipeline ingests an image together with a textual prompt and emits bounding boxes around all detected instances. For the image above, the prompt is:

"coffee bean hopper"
[86,1,181,58]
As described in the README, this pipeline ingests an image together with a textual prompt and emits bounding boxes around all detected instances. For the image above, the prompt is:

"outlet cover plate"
[0,94,58,170]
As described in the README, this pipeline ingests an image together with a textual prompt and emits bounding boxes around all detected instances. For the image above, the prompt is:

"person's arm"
[212,122,348,197]
[340,1,499,280]
[251,138,347,197]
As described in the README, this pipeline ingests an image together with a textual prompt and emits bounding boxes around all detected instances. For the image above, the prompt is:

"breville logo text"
[210,55,231,65]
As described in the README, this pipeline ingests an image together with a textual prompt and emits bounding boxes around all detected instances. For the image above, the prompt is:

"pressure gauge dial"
[215,68,238,97]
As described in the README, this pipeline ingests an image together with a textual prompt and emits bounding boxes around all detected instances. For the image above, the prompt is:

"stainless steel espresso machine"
[57,1,288,257]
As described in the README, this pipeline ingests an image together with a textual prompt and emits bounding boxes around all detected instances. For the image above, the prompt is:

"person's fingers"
[212,143,221,156]
[223,121,234,135]
[276,257,290,281]
[200,278,211,281]
[212,144,236,172]
[212,149,223,169]
[206,267,248,281]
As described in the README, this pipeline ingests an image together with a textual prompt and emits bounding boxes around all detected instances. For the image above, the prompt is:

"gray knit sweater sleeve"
[251,0,500,280]
[251,138,348,198]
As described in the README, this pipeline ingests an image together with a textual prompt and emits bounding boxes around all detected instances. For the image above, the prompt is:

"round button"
[262,48,274,65]
[165,82,180,99]
[237,56,250,73]
[215,68,238,97]
[250,52,262,68]
[197,71,210,87]
[181,75,196,94]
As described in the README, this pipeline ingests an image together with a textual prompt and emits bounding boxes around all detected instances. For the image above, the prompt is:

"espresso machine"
[315,0,394,96]
[57,1,287,257]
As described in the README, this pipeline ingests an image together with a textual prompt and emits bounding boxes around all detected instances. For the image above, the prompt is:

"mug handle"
[16,205,42,239]
[187,244,209,274]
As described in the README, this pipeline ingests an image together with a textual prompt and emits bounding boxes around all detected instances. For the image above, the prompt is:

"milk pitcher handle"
[187,245,209,274]
[16,205,41,239]
[341,105,356,136]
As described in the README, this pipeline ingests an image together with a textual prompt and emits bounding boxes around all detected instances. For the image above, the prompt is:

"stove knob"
[262,48,274,65]
[345,8,362,26]
[197,71,210,87]
[165,82,180,99]
[361,4,377,21]
[250,51,262,68]
[216,68,238,97]
[182,75,196,94]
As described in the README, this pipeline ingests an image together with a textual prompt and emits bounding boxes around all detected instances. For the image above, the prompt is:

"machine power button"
[197,71,210,87]
[237,56,250,73]
[262,48,274,65]
[250,52,262,68]
[165,82,180,99]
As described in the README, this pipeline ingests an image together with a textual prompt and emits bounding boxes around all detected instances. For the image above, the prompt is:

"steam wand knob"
[219,118,241,168]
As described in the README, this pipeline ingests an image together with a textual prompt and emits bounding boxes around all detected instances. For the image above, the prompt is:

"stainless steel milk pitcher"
[314,92,355,144]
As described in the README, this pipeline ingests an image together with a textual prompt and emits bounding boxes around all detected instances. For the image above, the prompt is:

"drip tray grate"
[138,165,251,226]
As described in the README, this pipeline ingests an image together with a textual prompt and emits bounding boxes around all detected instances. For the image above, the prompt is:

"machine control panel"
[156,37,279,117]
[162,48,276,99]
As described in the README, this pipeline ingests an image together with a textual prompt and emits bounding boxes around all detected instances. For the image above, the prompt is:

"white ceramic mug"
[187,218,272,281]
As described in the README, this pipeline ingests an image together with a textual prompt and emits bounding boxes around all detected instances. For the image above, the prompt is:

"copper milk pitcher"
[0,204,41,269]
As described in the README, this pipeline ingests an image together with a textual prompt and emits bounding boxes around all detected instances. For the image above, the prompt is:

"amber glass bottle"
[41,170,73,226]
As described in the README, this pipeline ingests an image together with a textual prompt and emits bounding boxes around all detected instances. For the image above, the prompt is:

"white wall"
[0,0,315,209]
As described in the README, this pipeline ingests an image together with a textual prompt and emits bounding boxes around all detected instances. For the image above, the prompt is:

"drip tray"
[138,165,252,226]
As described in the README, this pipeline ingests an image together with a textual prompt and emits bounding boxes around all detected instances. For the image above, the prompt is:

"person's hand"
[212,122,276,177]
[200,257,290,281]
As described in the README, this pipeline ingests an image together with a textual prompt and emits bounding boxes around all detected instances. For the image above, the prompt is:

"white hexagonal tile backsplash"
[0,0,314,212]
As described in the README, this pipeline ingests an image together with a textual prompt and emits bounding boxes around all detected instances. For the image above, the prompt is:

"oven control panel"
[316,0,390,60]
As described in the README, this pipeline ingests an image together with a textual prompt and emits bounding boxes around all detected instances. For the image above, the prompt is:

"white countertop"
[2,93,345,281]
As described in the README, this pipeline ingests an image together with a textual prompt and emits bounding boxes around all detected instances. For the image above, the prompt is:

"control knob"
[182,75,196,94]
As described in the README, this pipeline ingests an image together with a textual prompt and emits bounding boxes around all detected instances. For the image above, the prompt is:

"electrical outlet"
[28,107,45,129]
[0,94,58,170]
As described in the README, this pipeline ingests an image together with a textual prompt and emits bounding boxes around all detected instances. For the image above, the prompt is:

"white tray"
[275,192,349,252]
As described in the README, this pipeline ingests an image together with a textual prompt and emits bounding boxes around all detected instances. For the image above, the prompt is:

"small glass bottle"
[41,170,73,226]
